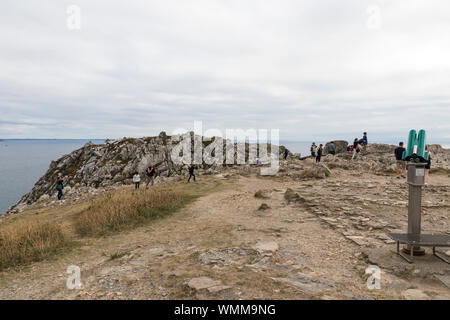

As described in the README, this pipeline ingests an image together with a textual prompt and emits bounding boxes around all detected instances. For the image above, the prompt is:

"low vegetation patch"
[258,203,270,211]
[109,250,129,260]
[74,189,192,236]
[254,190,268,199]
[0,221,67,270]
[430,167,450,175]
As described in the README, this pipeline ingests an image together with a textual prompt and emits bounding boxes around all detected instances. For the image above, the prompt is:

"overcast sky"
[1,0,449,143]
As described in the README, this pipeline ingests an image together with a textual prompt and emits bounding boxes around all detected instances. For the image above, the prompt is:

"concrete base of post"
[401,246,425,256]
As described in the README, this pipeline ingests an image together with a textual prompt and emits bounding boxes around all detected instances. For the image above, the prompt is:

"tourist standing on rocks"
[359,132,368,152]
[188,165,197,183]
[133,172,141,190]
[145,163,155,189]
[283,148,289,160]
[56,176,65,200]
[316,144,323,163]
[394,142,406,179]
[310,142,317,158]
[425,147,432,185]
[351,138,360,160]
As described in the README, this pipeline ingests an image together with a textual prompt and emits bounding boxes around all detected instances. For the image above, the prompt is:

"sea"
[0,139,448,213]
[0,139,104,213]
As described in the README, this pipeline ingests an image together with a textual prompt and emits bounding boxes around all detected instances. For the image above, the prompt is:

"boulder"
[253,241,279,253]
[254,190,270,199]
[38,194,50,202]
[188,277,222,290]
[324,140,348,154]
[300,164,331,179]
[284,188,300,203]
[401,289,430,300]
[272,272,336,295]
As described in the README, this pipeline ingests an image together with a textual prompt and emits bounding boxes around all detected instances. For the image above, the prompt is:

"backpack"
[56,183,63,191]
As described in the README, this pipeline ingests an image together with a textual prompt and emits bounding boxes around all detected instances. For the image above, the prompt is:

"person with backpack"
[133,172,141,189]
[188,165,197,183]
[358,132,368,153]
[310,142,317,158]
[316,144,323,163]
[359,132,368,145]
[56,176,65,200]
[145,163,155,189]
[283,148,289,160]
[351,138,360,160]
[394,142,406,179]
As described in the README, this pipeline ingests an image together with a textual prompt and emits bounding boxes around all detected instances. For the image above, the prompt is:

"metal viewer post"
[403,162,426,255]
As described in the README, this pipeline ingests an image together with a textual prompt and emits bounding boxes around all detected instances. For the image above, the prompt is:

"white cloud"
[0,0,449,143]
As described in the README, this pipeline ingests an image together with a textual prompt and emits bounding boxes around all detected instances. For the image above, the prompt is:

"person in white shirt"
[133,172,141,190]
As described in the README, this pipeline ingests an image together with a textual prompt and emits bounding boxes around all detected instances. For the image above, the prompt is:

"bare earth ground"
[0,160,449,300]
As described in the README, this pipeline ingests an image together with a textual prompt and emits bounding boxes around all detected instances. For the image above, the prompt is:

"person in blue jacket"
[56,176,65,200]
[359,132,368,152]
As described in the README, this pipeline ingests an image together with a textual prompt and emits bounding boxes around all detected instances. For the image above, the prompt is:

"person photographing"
[145,163,156,189]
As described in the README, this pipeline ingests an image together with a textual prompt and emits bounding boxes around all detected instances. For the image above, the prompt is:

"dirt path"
[0,170,449,300]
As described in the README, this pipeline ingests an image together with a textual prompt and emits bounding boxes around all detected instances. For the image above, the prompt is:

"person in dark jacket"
[283,149,289,160]
[359,132,368,145]
[425,147,432,185]
[56,176,65,200]
[359,132,368,152]
[316,144,323,163]
[145,163,156,189]
[394,142,406,178]
[188,165,197,183]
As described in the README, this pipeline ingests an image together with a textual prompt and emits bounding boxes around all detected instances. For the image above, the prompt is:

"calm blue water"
[0,139,104,213]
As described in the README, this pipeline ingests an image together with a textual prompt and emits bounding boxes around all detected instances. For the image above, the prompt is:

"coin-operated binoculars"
[402,129,429,256]
[403,129,429,163]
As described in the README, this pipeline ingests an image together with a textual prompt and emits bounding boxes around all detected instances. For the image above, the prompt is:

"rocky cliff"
[321,143,450,173]
[8,132,285,213]
[7,134,449,214]
[273,143,449,180]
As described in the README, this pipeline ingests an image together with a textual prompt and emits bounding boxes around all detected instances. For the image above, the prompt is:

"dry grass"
[0,221,67,270]
[430,167,450,175]
[74,189,192,236]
